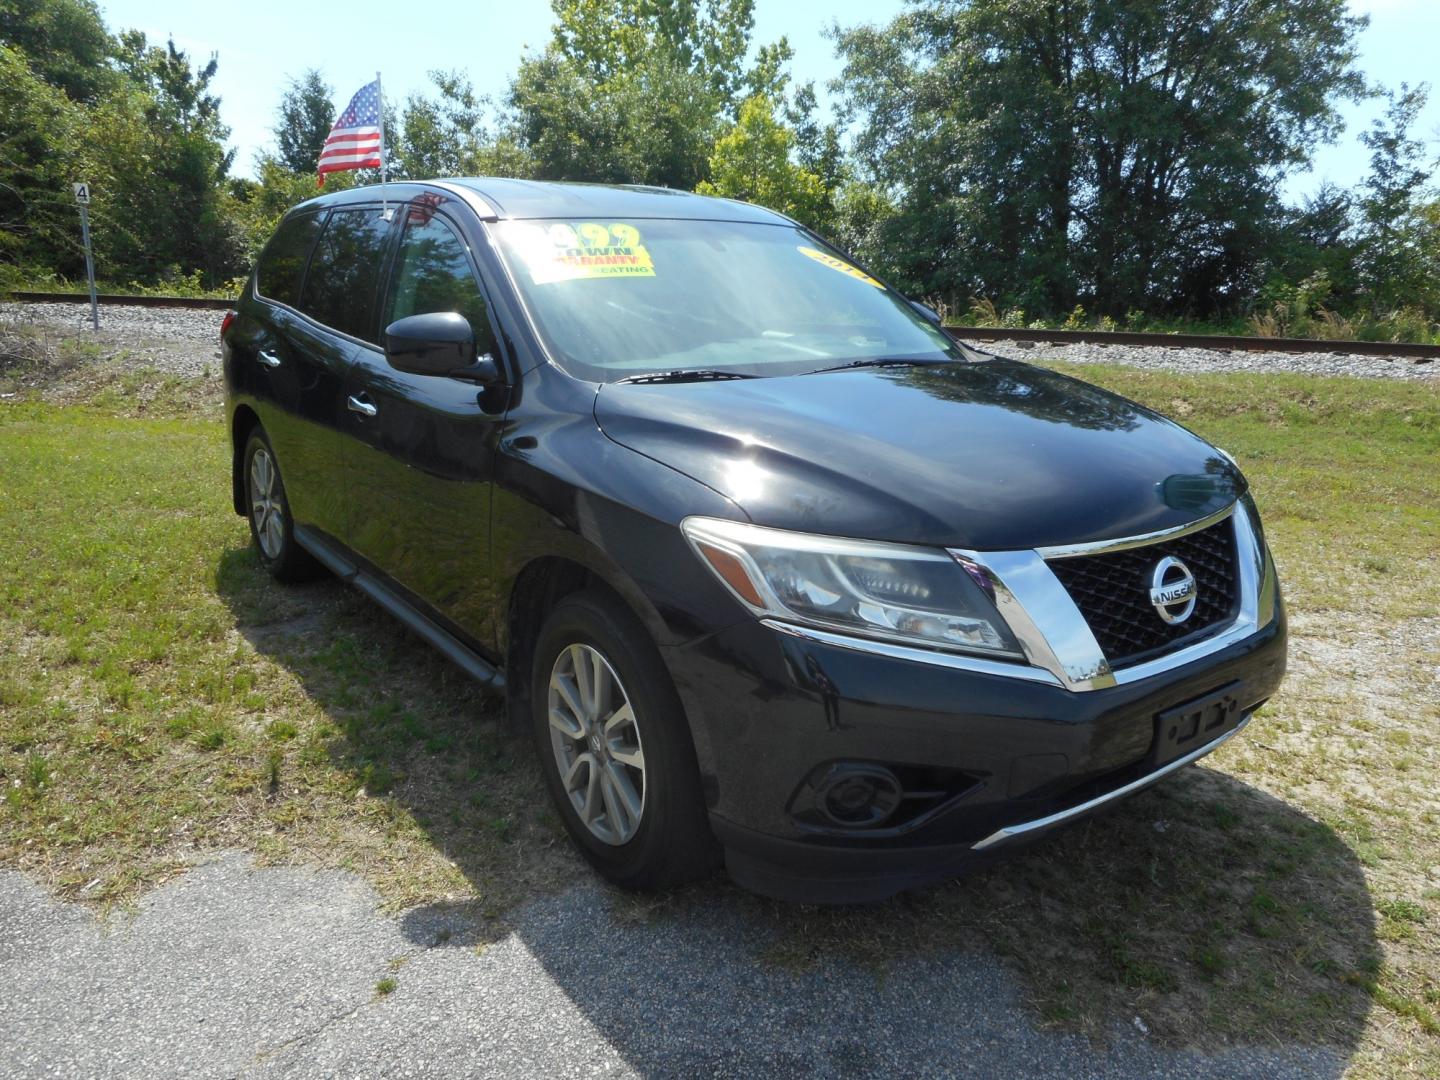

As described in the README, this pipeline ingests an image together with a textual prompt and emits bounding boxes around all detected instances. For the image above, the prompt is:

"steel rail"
[946,323,1440,360]
[10,290,235,311]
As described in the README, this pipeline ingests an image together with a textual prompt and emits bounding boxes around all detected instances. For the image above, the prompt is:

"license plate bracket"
[1152,681,1244,766]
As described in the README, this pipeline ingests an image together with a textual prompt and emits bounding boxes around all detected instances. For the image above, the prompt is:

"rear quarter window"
[299,207,393,341]
[255,211,324,307]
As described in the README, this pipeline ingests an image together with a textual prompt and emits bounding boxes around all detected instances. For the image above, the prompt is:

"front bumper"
[665,600,1286,903]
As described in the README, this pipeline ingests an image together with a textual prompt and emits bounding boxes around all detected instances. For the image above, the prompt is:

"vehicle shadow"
[216,543,1377,1076]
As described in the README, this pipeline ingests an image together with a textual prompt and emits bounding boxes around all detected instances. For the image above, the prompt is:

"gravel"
[0,301,225,379]
[0,853,1344,1079]
[962,335,1438,380]
[3,301,1435,382]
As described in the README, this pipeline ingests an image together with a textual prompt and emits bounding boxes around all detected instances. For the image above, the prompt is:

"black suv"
[223,179,1286,902]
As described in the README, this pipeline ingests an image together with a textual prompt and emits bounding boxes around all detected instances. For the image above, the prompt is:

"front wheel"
[531,591,717,890]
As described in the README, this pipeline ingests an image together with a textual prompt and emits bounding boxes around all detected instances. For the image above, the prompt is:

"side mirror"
[910,299,942,325]
[383,312,500,384]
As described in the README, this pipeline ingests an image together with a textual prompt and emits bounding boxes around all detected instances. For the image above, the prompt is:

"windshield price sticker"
[504,222,656,284]
[796,245,884,289]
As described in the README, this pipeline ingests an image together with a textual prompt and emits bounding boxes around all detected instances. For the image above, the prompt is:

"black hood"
[594,358,1242,551]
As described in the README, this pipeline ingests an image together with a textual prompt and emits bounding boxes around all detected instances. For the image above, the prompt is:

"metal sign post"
[72,182,98,330]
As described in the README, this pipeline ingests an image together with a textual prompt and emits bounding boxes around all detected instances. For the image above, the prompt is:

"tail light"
[220,310,236,344]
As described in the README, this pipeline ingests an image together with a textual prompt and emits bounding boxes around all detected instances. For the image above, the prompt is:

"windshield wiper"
[617,369,761,385]
[800,357,948,376]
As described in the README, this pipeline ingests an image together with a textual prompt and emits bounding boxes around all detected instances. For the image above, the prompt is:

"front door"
[239,209,354,542]
[342,202,508,647]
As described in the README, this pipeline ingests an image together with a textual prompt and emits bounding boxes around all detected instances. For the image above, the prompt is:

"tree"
[697,95,826,225]
[508,46,720,189]
[104,32,241,283]
[0,43,95,277]
[1355,83,1436,315]
[0,0,115,101]
[391,70,531,179]
[833,0,1369,317]
[549,0,762,110]
[505,0,791,188]
[273,69,333,174]
[1263,182,1361,310]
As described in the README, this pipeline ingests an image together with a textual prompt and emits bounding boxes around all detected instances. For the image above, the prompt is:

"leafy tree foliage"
[391,70,534,180]
[505,0,790,188]
[549,0,761,109]
[2,6,243,286]
[833,0,1369,317]
[0,0,114,101]
[0,43,95,273]
[1355,83,1437,315]
[508,47,718,188]
[105,32,240,282]
[1263,182,1362,311]
[698,95,827,226]
[273,69,333,174]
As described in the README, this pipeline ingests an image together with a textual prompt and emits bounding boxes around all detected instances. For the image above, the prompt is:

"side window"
[256,212,323,307]
[299,208,393,341]
[385,210,498,356]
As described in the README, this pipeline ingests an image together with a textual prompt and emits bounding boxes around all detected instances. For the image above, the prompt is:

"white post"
[376,71,389,220]
[79,204,98,331]
[73,182,99,330]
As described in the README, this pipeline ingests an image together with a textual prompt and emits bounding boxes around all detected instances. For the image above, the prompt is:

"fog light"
[815,765,902,827]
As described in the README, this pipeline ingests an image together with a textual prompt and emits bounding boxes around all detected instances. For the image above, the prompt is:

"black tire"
[242,428,323,582]
[531,590,718,891]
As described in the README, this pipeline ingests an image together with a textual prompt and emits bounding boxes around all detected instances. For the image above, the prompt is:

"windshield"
[492,217,963,381]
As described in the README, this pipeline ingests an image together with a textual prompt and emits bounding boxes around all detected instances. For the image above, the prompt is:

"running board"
[294,525,506,691]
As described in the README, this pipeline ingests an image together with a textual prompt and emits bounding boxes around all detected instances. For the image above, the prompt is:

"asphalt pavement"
[0,853,1341,1078]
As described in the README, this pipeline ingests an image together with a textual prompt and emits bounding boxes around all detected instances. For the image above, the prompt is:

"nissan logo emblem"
[1149,556,1197,624]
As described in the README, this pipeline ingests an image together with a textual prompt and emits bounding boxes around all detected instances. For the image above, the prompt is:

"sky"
[96,0,1439,202]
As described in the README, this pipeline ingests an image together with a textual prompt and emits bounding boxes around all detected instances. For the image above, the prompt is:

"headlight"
[681,517,1023,659]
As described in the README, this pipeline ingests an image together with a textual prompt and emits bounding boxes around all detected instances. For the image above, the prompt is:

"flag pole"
[376,70,389,219]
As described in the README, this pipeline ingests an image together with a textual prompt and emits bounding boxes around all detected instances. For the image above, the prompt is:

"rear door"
[238,209,355,541]
[341,200,508,645]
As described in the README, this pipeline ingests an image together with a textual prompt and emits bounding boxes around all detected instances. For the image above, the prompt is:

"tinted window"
[256,211,323,306]
[299,208,392,341]
[385,209,497,355]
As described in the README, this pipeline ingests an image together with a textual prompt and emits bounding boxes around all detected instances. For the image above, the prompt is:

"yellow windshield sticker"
[796,245,884,289]
[504,221,656,284]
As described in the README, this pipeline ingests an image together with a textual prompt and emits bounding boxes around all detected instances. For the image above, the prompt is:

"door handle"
[347,393,378,418]
[257,349,282,368]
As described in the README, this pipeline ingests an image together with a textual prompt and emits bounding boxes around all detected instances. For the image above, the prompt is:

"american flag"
[317,79,382,185]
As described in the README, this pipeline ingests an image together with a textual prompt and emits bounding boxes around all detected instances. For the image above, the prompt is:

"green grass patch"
[0,398,571,916]
[1,359,1437,1072]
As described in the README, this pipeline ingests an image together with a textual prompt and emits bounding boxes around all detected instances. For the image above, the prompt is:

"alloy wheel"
[547,643,647,845]
[248,446,284,559]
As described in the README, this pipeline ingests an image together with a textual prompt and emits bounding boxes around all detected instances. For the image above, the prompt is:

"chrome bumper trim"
[970,712,1252,851]
[1034,502,1236,560]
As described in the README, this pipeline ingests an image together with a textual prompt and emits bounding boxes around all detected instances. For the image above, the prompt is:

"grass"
[0,342,1436,1075]
[4,267,246,302]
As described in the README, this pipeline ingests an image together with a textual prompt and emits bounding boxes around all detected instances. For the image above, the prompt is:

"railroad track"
[11,290,235,312]
[10,290,1439,361]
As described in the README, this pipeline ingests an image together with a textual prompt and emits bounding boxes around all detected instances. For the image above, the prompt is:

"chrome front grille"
[1045,517,1240,667]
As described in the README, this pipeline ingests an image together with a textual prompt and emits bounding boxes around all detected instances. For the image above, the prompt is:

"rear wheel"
[243,428,321,582]
[531,591,717,890]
